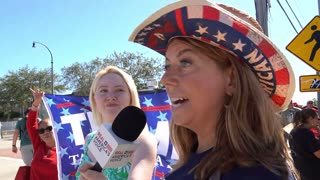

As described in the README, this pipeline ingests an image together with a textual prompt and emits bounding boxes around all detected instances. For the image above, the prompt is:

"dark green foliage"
[0,51,163,116]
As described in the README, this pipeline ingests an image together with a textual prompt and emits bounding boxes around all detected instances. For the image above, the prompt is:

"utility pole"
[254,0,271,36]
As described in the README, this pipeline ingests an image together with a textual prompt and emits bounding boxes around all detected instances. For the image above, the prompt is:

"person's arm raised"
[26,89,44,149]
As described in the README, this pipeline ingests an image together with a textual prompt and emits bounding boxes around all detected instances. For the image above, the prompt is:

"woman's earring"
[224,94,232,108]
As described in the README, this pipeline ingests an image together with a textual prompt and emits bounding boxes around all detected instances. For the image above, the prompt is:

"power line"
[276,0,298,34]
[292,0,306,24]
[285,0,303,29]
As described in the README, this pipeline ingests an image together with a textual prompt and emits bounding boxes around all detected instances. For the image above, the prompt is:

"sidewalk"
[0,135,24,180]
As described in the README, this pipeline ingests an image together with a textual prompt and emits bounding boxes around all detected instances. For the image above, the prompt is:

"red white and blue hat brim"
[129,0,295,111]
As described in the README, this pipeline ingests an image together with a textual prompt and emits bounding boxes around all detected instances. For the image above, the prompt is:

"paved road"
[0,135,24,180]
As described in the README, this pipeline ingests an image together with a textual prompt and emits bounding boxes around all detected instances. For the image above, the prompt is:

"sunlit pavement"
[0,136,24,180]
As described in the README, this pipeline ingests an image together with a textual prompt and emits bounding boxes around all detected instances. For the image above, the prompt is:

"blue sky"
[0,0,318,105]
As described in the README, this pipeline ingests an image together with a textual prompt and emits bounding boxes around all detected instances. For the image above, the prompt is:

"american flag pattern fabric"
[129,0,295,111]
[44,89,177,180]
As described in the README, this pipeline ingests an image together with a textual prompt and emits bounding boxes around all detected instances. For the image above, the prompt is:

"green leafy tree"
[0,65,66,119]
[312,98,318,109]
[61,51,164,96]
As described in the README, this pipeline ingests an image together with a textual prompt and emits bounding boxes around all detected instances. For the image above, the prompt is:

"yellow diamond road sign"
[299,75,320,92]
[287,16,320,71]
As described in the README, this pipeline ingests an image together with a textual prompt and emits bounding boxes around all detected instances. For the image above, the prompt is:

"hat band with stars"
[129,0,295,111]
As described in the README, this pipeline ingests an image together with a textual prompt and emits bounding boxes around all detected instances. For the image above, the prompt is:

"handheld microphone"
[87,106,147,172]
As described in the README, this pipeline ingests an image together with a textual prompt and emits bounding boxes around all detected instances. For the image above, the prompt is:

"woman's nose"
[106,93,117,101]
[161,70,178,88]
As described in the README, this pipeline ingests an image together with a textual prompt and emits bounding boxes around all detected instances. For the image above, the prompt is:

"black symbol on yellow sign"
[304,25,320,62]
[287,16,320,71]
[299,75,320,92]
[310,78,320,88]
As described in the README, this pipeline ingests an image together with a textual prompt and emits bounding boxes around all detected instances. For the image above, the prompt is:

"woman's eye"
[100,89,108,93]
[163,64,170,71]
[180,59,191,67]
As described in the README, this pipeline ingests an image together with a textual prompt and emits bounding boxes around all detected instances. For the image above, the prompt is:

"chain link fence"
[0,121,18,139]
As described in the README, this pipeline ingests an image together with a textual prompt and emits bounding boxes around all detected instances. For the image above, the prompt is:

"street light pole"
[32,41,54,94]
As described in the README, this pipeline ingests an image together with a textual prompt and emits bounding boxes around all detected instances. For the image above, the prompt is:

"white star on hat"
[232,39,246,52]
[196,25,208,35]
[213,30,227,42]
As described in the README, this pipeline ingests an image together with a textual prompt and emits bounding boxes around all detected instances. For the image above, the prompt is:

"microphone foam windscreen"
[111,106,147,142]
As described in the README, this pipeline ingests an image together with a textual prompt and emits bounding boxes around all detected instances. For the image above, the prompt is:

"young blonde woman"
[130,0,298,179]
[76,66,157,180]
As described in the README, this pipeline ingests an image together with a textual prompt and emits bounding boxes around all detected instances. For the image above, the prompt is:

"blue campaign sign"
[43,89,177,180]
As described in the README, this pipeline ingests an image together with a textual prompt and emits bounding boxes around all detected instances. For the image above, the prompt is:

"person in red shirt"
[27,88,57,180]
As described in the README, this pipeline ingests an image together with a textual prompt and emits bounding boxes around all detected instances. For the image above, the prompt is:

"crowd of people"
[9,0,320,180]
[289,109,320,180]
[280,100,320,180]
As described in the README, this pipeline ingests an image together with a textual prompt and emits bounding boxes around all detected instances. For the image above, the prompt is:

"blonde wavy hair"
[169,38,298,180]
[89,66,140,126]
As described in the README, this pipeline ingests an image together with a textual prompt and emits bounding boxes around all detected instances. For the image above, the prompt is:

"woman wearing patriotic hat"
[130,0,298,179]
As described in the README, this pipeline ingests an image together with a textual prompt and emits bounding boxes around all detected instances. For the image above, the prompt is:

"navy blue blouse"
[165,149,286,180]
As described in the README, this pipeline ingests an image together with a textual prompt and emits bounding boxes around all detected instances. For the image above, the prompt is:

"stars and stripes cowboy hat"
[129,0,295,111]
